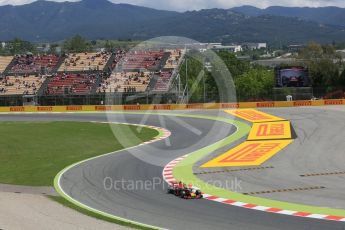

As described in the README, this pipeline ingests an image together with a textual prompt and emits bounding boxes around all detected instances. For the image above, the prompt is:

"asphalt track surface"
[196,107,345,210]
[1,109,345,230]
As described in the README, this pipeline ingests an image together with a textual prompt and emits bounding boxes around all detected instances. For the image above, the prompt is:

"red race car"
[167,182,203,199]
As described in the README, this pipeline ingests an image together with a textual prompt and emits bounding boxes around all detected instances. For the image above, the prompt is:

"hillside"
[0,0,345,44]
[232,5,345,27]
[133,9,345,45]
[0,0,178,41]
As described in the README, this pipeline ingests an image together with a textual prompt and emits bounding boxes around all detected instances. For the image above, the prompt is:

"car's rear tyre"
[180,191,186,198]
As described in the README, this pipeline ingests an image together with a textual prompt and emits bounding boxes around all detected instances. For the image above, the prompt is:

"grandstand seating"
[98,71,151,93]
[59,52,111,72]
[45,73,97,95]
[153,71,173,92]
[164,49,184,69]
[9,54,60,74]
[0,49,183,97]
[123,51,165,70]
[0,75,46,95]
[0,56,13,74]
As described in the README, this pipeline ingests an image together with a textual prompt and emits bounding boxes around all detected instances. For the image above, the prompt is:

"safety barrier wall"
[0,99,344,112]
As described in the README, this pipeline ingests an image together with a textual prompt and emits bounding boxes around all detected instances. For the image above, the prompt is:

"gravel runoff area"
[0,184,57,196]
[0,191,129,230]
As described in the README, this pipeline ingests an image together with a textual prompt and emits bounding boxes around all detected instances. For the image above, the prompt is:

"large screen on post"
[276,67,310,87]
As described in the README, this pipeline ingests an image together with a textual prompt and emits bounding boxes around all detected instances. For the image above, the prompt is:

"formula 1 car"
[167,182,203,199]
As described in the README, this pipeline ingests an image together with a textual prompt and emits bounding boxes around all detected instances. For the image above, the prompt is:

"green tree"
[216,51,250,78]
[178,50,273,102]
[6,38,36,55]
[104,40,115,52]
[235,68,274,101]
[298,42,343,89]
[63,35,92,53]
[299,42,323,60]
[49,43,60,54]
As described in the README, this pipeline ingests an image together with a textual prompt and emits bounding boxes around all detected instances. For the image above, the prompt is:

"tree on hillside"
[178,50,274,102]
[299,42,324,60]
[298,42,343,89]
[235,68,274,101]
[216,51,250,78]
[63,35,92,53]
[104,40,115,52]
[49,43,60,54]
[3,38,36,55]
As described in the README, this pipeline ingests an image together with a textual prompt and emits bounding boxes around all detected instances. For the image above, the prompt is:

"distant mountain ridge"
[0,0,344,45]
[0,0,179,41]
[232,5,345,27]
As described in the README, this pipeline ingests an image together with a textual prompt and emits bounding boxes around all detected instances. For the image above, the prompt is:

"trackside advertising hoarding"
[0,99,344,112]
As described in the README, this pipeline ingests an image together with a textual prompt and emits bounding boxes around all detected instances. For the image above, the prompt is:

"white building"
[244,42,267,50]
[206,43,222,49]
[257,43,267,49]
[211,44,243,53]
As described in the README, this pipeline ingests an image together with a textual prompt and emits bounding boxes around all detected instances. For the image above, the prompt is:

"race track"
[1,108,345,230]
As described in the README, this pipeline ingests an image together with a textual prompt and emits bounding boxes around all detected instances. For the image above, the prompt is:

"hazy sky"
[0,0,344,11]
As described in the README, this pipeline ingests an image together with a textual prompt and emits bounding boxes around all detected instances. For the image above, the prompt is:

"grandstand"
[164,49,184,69]
[0,48,185,106]
[0,75,46,95]
[97,49,184,94]
[0,56,14,74]
[8,54,60,75]
[148,49,185,92]
[98,71,151,93]
[45,73,97,95]
[58,52,111,72]
[122,51,165,71]
[152,71,173,92]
